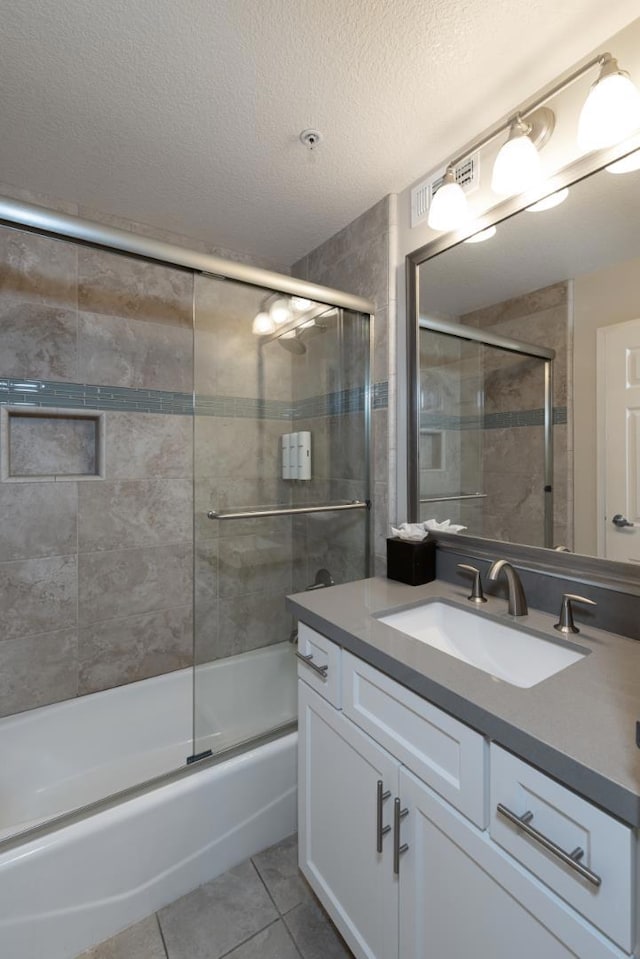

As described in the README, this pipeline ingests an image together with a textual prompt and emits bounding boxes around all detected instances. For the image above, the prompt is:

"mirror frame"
[406,134,640,593]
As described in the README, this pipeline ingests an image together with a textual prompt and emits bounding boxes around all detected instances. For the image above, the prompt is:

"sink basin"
[377,601,586,688]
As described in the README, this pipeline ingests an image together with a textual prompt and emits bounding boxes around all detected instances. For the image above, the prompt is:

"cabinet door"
[299,680,399,959]
[397,768,624,959]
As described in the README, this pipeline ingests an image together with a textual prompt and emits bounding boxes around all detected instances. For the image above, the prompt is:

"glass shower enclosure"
[0,201,372,846]
[414,319,554,548]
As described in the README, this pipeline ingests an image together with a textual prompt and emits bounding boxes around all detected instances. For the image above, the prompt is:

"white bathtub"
[0,643,298,959]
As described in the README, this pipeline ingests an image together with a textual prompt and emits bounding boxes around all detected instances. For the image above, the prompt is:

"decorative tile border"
[420,407,567,431]
[0,377,389,419]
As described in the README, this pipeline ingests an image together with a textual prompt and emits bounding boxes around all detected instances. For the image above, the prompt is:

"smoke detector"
[300,129,322,151]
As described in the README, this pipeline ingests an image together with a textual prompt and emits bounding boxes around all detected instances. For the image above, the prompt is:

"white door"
[397,768,622,959]
[298,681,399,959]
[598,318,640,562]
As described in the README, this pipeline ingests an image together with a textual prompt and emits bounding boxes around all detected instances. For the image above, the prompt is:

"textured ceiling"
[0,0,638,268]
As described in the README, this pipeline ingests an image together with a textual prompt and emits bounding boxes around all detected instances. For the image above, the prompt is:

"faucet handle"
[554,593,597,634]
[457,564,487,604]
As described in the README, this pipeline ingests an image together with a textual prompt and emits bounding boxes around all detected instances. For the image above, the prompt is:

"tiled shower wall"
[193,282,371,661]
[461,281,572,548]
[291,196,396,573]
[0,229,195,717]
[0,191,374,717]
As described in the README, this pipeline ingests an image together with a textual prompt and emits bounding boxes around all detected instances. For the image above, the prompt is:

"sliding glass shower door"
[418,325,552,547]
[192,275,370,759]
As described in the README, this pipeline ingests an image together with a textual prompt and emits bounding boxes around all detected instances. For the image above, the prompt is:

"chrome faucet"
[487,560,528,617]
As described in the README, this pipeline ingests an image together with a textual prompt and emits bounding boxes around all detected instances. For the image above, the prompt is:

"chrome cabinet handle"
[295,651,328,678]
[496,803,602,887]
[393,797,409,875]
[376,780,391,853]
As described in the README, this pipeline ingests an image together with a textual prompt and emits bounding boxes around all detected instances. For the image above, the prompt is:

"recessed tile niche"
[0,406,106,482]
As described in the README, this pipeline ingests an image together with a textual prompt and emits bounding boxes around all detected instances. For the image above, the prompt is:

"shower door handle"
[295,652,328,678]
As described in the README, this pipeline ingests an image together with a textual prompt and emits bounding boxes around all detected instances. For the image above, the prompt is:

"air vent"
[410,152,480,228]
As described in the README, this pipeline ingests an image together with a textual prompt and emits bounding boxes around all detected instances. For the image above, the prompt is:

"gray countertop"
[286,577,640,827]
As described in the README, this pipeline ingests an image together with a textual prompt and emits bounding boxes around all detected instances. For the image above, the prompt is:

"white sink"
[377,601,586,688]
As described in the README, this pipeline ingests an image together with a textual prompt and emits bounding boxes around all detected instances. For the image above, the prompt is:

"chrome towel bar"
[419,492,487,504]
[208,500,369,520]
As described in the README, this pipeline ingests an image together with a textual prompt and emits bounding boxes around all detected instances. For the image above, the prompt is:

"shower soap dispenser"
[281,431,311,480]
[297,431,311,480]
[282,433,293,479]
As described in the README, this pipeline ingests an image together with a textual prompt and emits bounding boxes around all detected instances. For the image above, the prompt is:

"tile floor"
[77,834,354,959]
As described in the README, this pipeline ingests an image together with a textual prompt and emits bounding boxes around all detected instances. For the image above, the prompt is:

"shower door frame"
[409,316,555,548]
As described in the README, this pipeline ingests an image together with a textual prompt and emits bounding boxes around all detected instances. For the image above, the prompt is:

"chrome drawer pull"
[295,651,328,678]
[376,780,391,853]
[393,797,409,875]
[496,803,602,887]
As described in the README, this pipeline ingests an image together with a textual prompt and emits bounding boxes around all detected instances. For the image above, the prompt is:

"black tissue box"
[386,537,436,586]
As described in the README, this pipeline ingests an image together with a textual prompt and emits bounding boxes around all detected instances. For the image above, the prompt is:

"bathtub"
[0,643,298,959]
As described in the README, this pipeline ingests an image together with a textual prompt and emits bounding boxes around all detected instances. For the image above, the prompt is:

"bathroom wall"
[460,281,572,548]
[291,196,397,574]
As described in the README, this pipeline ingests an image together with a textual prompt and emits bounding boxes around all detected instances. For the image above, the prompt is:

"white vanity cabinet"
[298,680,399,959]
[297,624,633,959]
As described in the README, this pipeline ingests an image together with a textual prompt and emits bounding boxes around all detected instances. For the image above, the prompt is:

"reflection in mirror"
[418,328,553,547]
[414,156,640,562]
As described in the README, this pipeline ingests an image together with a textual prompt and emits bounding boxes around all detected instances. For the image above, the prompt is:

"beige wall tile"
[78,478,192,551]
[0,227,77,310]
[0,482,77,561]
[106,412,192,479]
[0,555,77,642]
[78,605,192,694]
[77,311,192,391]
[218,532,293,598]
[78,248,192,327]
[218,590,293,656]
[0,628,78,718]
[78,543,192,624]
[0,303,77,381]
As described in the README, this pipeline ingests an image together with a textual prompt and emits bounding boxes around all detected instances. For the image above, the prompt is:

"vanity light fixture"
[578,56,640,152]
[269,296,292,326]
[525,187,570,212]
[464,225,497,243]
[427,167,469,232]
[251,311,275,335]
[605,148,640,174]
[427,51,639,233]
[291,296,313,311]
[491,115,545,196]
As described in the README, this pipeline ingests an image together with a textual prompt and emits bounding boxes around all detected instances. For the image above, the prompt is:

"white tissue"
[390,523,430,542]
[423,518,467,534]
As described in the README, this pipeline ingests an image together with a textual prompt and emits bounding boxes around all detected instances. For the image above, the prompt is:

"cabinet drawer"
[342,650,487,827]
[297,623,341,707]
[490,745,635,952]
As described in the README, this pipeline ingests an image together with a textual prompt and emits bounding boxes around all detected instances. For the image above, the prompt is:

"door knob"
[612,514,638,528]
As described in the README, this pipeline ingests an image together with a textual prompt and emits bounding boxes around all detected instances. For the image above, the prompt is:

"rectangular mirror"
[407,150,640,567]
